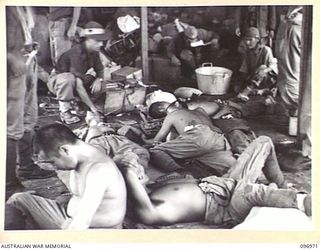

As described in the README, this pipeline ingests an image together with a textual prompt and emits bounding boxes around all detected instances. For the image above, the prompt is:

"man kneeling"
[6,124,127,230]
[123,136,311,227]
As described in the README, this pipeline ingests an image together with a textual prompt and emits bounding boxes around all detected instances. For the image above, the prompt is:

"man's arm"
[93,52,104,80]
[264,47,278,75]
[148,115,173,144]
[122,168,158,224]
[75,77,98,113]
[67,7,81,39]
[90,53,105,94]
[65,164,110,230]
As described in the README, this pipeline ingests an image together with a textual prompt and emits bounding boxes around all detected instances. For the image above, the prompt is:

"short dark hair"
[34,123,79,156]
[148,102,169,119]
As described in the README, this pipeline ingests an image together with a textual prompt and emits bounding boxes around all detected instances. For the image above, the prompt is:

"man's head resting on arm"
[148,100,188,118]
[33,123,82,171]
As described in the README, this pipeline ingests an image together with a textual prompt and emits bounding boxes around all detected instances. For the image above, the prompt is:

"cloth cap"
[81,21,109,41]
[184,26,198,40]
[244,27,260,39]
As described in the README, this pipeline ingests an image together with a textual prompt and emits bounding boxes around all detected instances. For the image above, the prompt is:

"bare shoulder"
[87,160,119,180]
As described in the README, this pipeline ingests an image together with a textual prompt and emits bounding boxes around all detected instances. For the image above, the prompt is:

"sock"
[59,101,72,113]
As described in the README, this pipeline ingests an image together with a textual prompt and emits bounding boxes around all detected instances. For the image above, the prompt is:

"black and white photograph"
[4,5,312,231]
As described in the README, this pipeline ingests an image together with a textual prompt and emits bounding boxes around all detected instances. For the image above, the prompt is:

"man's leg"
[227,181,310,225]
[47,72,80,124]
[7,74,26,196]
[153,134,204,159]
[122,168,159,225]
[7,193,69,229]
[49,18,72,66]
[180,49,197,71]
[150,149,185,172]
[17,60,56,180]
[225,136,285,187]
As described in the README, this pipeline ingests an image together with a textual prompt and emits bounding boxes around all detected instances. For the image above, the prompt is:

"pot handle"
[201,62,213,67]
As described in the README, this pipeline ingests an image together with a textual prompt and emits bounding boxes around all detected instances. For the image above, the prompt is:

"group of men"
[6,6,311,230]
[6,6,113,200]
[166,5,302,116]
[6,99,311,230]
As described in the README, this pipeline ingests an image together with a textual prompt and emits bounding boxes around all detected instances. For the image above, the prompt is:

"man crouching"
[6,123,127,230]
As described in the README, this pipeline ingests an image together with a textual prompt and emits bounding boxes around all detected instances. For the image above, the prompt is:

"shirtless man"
[6,123,127,230]
[147,101,236,176]
[123,136,311,227]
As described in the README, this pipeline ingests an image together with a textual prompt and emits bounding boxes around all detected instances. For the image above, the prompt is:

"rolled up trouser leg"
[47,72,76,112]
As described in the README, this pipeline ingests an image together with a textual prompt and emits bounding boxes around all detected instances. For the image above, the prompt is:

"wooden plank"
[140,7,149,84]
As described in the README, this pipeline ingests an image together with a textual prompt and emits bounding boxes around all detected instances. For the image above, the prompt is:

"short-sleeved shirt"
[55,43,104,81]
[239,44,278,76]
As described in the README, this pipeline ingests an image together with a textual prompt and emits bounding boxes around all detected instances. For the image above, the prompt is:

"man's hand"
[67,26,77,39]
[255,67,268,79]
[269,30,275,39]
[235,27,241,37]
[85,111,100,127]
[170,56,181,66]
[90,78,102,94]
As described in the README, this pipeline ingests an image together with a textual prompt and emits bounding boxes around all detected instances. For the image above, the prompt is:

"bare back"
[168,108,217,135]
[68,148,127,228]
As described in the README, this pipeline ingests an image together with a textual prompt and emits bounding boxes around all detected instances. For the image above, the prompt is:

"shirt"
[56,43,104,80]
[169,28,219,57]
[239,44,278,76]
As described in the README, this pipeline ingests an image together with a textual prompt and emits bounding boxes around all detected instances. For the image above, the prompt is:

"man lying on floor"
[123,136,311,227]
[148,98,263,159]
[79,113,150,184]
[146,100,237,176]
[6,123,127,230]
[176,100,257,155]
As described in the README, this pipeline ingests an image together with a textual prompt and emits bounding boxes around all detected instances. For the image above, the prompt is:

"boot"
[6,138,24,200]
[16,132,56,181]
[60,110,80,125]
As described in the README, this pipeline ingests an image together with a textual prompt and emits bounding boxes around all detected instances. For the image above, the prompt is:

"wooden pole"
[140,7,149,84]
[297,6,312,147]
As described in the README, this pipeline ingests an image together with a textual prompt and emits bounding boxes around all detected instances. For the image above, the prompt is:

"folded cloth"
[199,176,236,225]
[199,176,236,206]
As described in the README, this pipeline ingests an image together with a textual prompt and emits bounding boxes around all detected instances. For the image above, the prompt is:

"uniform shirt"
[239,44,278,76]
[56,43,104,81]
[169,28,219,57]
